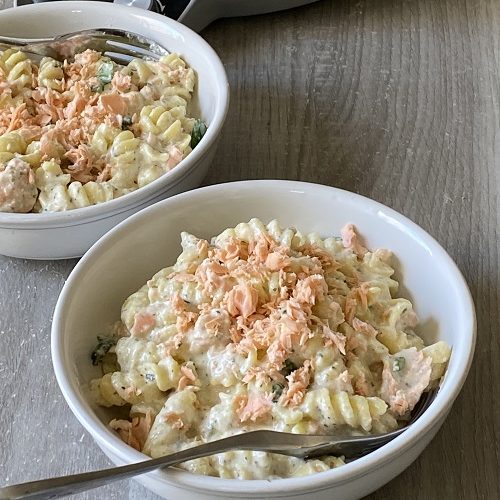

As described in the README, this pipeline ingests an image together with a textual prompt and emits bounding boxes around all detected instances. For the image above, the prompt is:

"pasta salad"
[0,48,205,213]
[90,219,451,479]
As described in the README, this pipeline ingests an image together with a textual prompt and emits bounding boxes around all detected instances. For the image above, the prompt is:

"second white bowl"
[0,2,229,259]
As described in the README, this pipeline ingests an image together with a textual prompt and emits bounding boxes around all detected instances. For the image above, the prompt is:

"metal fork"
[0,28,169,63]
[0,390,437,500]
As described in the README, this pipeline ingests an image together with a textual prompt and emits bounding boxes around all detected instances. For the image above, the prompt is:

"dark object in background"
[16,0,322,35]
[26,0,153,8]
[23,0,190,16]
[159,0,190,18]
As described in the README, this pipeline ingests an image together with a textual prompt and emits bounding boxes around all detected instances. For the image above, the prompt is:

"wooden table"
[0,0,498,498]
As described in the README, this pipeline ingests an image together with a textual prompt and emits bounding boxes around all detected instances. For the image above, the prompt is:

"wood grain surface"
[0,0,499,498]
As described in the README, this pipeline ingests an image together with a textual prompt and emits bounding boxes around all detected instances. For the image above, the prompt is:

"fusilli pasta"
[0,48,206,213]
[90,220,451,479]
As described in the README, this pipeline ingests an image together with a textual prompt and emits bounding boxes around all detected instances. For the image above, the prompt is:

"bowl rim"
[0,1,229,228]
[51,180,476,494]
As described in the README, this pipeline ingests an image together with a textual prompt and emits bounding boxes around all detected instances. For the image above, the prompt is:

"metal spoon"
[0,390,436,500]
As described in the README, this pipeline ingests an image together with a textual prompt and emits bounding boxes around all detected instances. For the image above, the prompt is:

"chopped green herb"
[281,359,297,377]
[272,383,285,402]
[392,356,406,372]
[190,119,207,149]
[121,115,133,130]
[91,335,117,366]
[91,83,104,93]
[97,60,114,85]
[101,352,119,375]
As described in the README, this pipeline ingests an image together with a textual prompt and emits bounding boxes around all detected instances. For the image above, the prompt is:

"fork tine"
[92,29,163,52]
[82,29,169,58]
[104,41,161,61]
[102,51,136,65]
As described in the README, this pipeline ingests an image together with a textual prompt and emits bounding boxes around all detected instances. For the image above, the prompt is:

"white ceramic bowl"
[52,180,476,500]
[0,1,229,260]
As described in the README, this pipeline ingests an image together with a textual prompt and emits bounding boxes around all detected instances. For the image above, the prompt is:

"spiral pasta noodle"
[38,57,64,91]
[0,49,32,94]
